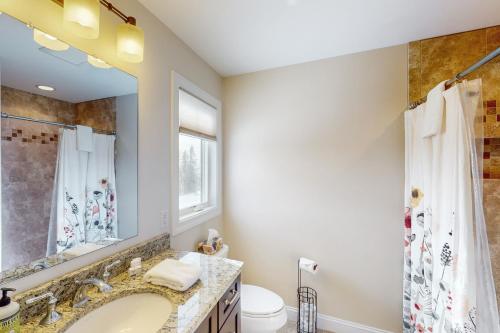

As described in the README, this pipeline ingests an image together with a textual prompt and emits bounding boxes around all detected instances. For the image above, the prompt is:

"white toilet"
[240,284,288,333]
[215,245,288,333]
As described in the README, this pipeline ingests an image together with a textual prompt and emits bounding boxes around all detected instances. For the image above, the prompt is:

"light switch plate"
[160,210,169,228]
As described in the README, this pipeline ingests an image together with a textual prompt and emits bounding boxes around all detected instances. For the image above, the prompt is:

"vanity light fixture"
[88,54,112,68]
[116,18,144,63]
[33,28,70,51]
[36,85,56,92]
[53,0,144,63]
[63,0,100,39]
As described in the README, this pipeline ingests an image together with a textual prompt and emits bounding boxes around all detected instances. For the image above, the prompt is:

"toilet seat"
[241,284,285,317]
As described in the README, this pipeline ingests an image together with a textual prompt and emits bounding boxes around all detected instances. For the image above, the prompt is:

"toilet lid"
[241,284,285,316]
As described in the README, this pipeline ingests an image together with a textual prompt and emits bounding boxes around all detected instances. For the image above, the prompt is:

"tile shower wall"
[408,25,500,305]
[1,119,59,270]
[0,86,116,270]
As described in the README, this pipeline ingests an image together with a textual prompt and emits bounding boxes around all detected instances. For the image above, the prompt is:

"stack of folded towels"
[143,258,202,292]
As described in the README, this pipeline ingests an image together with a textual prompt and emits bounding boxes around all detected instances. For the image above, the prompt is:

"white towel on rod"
[143,258,201,291]
[76,125,93,152]
[421,80,446,138]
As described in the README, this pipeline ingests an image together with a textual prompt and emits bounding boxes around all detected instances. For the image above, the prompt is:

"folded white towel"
[422,80,446,138]
[62,243,105,259]
[76,125,93,152]
[143,258,201,291]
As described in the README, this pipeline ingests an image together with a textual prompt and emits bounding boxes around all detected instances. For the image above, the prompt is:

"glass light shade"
[33,29,70,51]
[116,23,144,63]
[88,55,112,69]
[63,0,100,39]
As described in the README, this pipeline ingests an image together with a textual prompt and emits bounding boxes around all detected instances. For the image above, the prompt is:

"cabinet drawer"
[219,300,241,333]
[218,275,241,330]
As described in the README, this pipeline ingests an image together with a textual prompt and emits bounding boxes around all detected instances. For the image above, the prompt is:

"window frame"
[171,71,222,236]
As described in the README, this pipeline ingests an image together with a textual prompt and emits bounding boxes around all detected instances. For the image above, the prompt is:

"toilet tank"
[213,244,229,258]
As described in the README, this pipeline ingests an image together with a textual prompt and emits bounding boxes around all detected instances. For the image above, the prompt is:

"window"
[171,72,222,235]
[179,134,210,213]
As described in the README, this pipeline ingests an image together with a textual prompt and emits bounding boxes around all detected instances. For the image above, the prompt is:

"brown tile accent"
[2,129,57,145]
[484,152,491,159]
[487,100,497,108]
[486,26,500,59]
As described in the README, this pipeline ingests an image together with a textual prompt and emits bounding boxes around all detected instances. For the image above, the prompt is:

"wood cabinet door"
[219,300,241,333]
[195,306,218,333]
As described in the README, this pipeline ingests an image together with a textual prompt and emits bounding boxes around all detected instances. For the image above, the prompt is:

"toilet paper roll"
[299,257,319,274]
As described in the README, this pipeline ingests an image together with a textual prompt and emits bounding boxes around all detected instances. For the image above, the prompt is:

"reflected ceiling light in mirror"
[36,85,56,92]
[116,20,144,63]
[63,0,100,39]
[88,55,112,69]
[33,29,70,51]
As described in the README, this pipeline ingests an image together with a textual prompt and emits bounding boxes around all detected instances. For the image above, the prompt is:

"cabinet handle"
[224,290,239,307]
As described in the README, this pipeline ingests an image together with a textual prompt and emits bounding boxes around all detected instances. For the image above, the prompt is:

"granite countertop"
[22,250,243,333]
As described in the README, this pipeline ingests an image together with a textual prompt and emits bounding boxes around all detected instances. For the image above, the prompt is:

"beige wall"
[222,45,408,332]
[0,0,221,291]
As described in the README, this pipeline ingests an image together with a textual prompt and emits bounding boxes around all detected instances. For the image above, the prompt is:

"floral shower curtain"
[403,79,499,333]
[47,129,117,255]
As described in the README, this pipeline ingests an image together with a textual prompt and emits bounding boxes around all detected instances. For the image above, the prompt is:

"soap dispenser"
[0,287,20,333]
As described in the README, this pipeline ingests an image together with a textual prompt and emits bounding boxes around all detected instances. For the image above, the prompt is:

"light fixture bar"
[52,0,136,25]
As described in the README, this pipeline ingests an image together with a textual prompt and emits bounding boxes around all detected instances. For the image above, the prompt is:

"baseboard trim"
[285,307,395,333]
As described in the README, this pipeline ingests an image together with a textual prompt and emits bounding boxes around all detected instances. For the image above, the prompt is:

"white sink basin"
[66,293,172,333]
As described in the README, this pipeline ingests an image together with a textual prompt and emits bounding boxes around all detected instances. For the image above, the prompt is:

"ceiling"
[0,13,137,103]
[139,0,500,77]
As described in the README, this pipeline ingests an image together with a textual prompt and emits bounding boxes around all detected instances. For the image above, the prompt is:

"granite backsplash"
[13,233,170,324]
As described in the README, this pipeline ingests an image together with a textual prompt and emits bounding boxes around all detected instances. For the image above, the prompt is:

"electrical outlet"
[160,210,169,228]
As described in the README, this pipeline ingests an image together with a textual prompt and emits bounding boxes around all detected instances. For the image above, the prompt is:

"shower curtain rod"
[0,112,116,135]
[408,46,500,109]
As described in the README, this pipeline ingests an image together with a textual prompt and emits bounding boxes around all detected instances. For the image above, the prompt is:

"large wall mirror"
[0,12,138,283]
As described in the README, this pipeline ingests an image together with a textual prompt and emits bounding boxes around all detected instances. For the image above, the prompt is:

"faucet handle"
[26,292,61,325]
[103,260,121,283]
[26,292,57,305]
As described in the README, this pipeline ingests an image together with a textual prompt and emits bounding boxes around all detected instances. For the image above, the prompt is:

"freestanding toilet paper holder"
[297,259,318,333]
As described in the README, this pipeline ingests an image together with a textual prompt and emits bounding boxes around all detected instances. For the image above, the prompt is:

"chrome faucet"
[102,260,121,284]
[26,292,62,326]
[71,277,112,308]
[31,260,49,270]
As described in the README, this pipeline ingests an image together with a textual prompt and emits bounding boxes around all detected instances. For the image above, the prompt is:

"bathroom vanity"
[14,235,243,333]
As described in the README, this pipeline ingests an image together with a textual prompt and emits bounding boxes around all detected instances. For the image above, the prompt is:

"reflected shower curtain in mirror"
[85,133,117,243]
[47,129,117,255]
[403,79,499,333]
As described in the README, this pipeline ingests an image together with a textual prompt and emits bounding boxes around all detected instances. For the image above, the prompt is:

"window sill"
[173,206,220,236]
